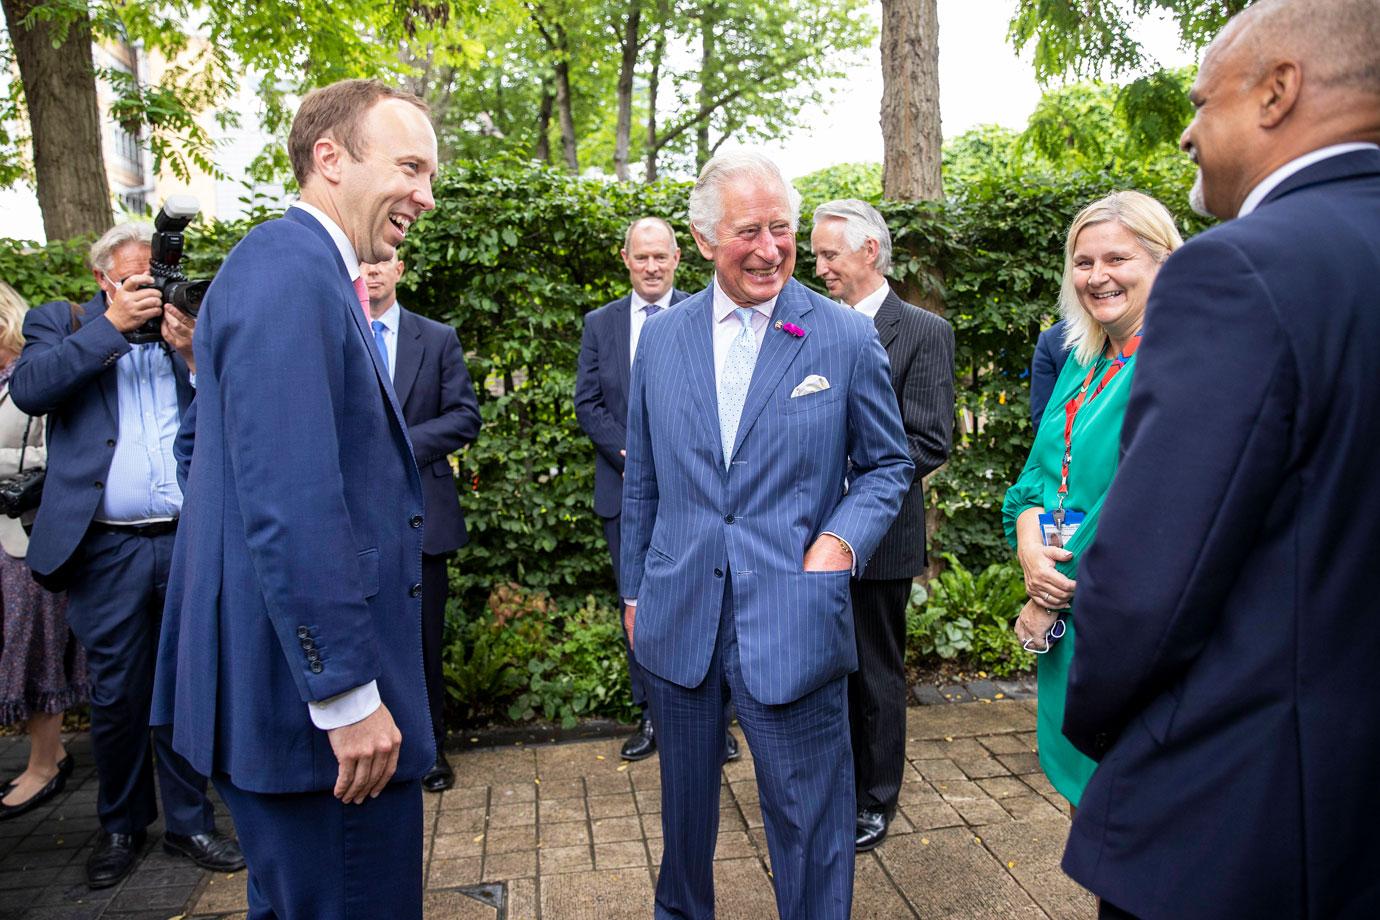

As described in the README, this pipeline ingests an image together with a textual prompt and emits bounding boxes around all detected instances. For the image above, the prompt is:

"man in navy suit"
[1028,319,1069,433]
[13,224,242,887]
[152,79,438,919]
[359,253,481,792]
[1061,1,1380,917]
[574,217,696,761]
[621,151,912,919]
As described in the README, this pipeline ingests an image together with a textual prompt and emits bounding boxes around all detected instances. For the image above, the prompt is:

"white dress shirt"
[711,283,776,391]
[288,202,381,732]
[1237,143,1379,218]
[846,280,890,319]
[629,289,675,367]
[371,300,401,383]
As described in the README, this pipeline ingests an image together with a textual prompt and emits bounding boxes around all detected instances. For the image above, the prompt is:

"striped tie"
[718,307,757,468]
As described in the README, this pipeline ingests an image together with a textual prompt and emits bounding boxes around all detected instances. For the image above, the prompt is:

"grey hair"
[688,150,802,245]
[1226,0,1380,95]
[812,199,893,273]
[624,216,679,251]
[89,222,153,273]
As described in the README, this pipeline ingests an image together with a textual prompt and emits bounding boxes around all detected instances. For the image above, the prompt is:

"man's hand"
[104,274,164,334]
[803,535,852,573]
[161,304,197,372]
[624,603,636,649]
[326,703,402,804]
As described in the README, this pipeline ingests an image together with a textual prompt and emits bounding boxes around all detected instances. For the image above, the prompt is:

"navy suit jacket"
[1029,319,1070,433]
[394,307,481,556]
[621,278,913,705]
[152,209,433,793]
[1061,149,1380,918]
[574,289,690,519]
[11,293,194,583]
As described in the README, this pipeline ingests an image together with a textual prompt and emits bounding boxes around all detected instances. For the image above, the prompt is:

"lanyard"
[1053,332,1142,524]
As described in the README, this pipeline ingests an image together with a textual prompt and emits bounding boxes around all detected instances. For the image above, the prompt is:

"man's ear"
[690,226,716,261]
[314,135,344,183]
[1259,60,1303,129]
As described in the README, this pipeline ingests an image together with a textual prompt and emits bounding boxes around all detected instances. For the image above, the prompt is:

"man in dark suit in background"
[1028,319,1069,433]
[360,253,481,792]
[811,199,954,852]
[576,217,703,762]
[13,224,242,887]
[1061,1,1380,917]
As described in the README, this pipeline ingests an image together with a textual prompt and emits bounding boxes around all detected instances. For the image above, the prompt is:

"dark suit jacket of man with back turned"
[1061,148,1380,919]
[850,287,954,825]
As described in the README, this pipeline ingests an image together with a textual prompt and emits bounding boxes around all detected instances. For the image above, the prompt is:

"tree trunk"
[3,0,113,240]
[643,5,667,182]
[695,4,717,172]
[880,0,943,202]
[552,28,579,173]
[534,81,554,163]
[613,0,641,181]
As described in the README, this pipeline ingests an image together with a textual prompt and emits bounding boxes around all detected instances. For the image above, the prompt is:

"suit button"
[309,661,324,674]
[296,626,310,639]
[302,638,316,651]
[410,583,423,598]
[724,514,735,524]
[714,568,723,578]
[93,481,104,489]
[409,514,423,529]
[106,439,116,448]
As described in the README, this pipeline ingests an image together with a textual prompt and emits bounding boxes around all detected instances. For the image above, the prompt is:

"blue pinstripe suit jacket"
[621,278,913,706]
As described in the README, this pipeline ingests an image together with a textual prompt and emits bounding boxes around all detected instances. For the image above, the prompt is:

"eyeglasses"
[1022,618,1065,655]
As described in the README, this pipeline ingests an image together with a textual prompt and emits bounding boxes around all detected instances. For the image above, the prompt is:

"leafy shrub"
[907,554,1028,677]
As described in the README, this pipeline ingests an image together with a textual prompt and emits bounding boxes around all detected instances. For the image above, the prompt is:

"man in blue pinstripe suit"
[621,150,913,919]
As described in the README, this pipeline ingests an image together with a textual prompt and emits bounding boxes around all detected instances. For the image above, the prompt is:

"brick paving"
[0,700,1093,918]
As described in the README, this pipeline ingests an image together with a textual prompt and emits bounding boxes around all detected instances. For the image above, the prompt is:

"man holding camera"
[11,223,242,888]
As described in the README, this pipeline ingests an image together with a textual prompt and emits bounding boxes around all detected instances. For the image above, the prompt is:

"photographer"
[10,222,241,888]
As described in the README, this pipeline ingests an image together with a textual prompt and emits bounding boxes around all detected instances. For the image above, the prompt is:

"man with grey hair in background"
[620,151,912,918]
[1059,0,1380,916]
[811,199,954,853]
[12,223,241,887]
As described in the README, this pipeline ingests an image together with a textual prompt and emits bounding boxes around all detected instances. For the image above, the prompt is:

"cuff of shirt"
[188,372,197,388]
[307,680,381,730]
[820,531,858,576]
[623,598,637,607]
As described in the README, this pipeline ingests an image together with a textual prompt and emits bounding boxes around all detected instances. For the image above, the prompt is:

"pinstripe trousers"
[644,576,855,920]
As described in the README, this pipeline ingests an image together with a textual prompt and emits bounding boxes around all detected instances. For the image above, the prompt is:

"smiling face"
[621,220,681,302]
[811,216,882,306]
[1071,221,1161,345]
[694,175,797,307]
[1181,31,1270,219]
[328,98,437,264]
[360,254,404,318]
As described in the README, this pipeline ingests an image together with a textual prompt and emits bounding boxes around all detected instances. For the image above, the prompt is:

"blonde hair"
[1059,191,1184,366]
[0,281,29,358]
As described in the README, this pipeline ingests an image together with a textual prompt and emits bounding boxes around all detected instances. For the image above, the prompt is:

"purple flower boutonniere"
[775,321,806,338]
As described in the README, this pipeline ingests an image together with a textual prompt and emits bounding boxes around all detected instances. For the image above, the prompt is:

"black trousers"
[602,514,648,710]
[847,576,912,817]
[421,552,450,748]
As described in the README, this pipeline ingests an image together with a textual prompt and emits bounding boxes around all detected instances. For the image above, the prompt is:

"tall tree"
[611,0,641,180]
[879,0,942,201]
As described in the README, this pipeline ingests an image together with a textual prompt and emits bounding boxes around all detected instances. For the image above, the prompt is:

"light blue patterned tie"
[371,320,389,376]
[718,307,757,468]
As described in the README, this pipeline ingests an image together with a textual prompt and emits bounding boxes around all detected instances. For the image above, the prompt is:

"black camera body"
[127,195,211,345]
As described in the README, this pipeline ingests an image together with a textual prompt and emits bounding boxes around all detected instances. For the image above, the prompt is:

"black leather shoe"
[724,731,741,762]
[87,830,147,888]
[855,807,890,852]
[0,764,70,821]
[422,752,455,793]
[620,716,656,761]
[162,830,246,872]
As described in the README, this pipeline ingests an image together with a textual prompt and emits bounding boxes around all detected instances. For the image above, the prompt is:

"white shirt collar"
[372,300,401,333]
[290,201,361,280]
[847,279,891,319]
[1237,143,1379,218]
[711,280,778,324]
[630,288,675,313]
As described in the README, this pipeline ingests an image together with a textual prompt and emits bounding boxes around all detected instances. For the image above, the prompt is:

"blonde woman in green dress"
[1003,191,1182,810]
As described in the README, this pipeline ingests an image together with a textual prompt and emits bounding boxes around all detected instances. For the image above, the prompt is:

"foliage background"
[0,123,1210,725]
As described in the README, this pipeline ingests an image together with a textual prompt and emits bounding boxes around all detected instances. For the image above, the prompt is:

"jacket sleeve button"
[409,583,423,598]
[409,514,423,529]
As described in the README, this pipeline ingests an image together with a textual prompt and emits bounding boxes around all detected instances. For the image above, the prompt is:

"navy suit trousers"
[643,576,854,920]
[215,774,423,920]
[64,528,212,835]
[603,515,647,710]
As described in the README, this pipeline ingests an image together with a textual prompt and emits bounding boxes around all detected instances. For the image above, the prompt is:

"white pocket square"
[790,375,831,398]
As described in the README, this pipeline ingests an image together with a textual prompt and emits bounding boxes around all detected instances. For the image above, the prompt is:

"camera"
[127,195,212,345]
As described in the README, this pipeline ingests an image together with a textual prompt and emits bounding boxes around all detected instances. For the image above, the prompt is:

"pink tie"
[352,276,370,320]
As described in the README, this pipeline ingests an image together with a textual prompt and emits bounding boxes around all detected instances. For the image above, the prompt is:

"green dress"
[1002,343,1139,806]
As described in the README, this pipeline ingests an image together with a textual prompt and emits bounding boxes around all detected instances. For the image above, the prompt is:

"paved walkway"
[0,700,1093,918]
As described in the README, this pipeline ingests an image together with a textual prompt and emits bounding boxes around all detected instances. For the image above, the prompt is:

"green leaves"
[906,555,1028,676]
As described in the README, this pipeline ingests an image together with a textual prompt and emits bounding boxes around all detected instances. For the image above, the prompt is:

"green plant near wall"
[907,554,1029,678]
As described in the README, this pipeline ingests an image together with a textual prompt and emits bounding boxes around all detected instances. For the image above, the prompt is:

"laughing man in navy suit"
[1061,1,1380,917]
[621,151,912,919]
[359,253,481,792]
[153,79,438,919]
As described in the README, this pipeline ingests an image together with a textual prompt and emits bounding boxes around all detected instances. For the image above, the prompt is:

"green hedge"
[0,156,1207,723]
